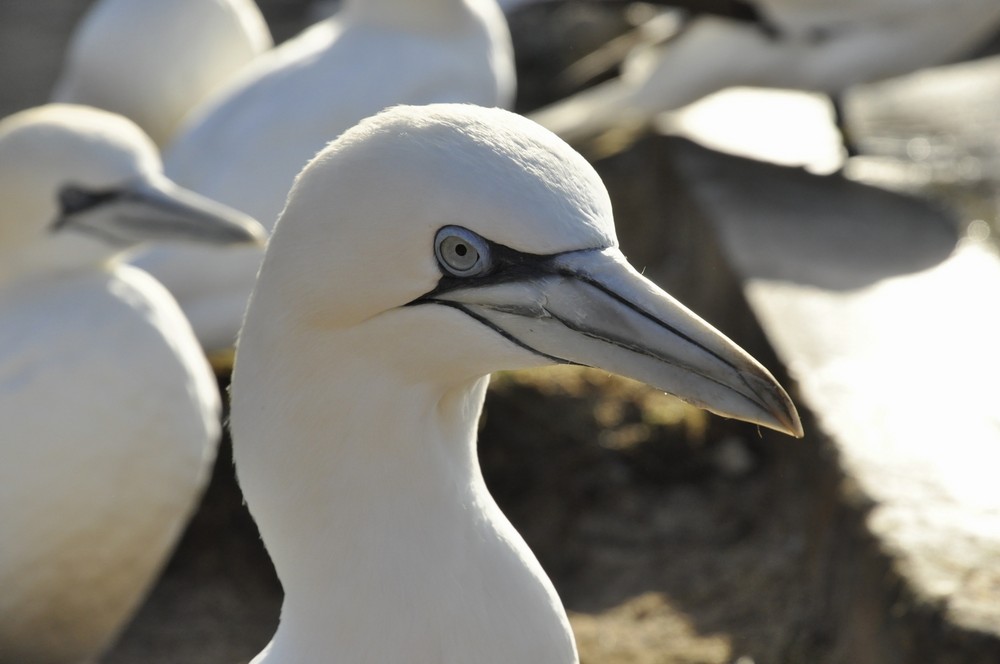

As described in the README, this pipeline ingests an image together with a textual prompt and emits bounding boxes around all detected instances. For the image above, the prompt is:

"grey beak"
[428,246,802,437]
[54,176,266,248]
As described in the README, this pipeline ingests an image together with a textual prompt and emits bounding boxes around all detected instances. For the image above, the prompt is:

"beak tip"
[206,211,268,248]
[791,415,804,439]
[779,411,805,439]
[768,392,804,439]
[739,367,804,439]
[767,383,804,439]
[218,206,267,247]
[245,223,269,247]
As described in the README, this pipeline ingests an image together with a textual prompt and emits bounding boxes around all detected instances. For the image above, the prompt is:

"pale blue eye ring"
[434,226,490,277]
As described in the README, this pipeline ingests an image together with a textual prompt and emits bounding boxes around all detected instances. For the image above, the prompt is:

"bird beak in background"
[52,176,267,248]
[421,246,803,437]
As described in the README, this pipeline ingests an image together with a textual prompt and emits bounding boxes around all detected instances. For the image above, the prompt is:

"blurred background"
[2,1,999,662]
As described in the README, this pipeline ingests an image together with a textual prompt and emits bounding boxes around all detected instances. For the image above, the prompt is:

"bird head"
[249,103,801,436]
[0,104,264,283]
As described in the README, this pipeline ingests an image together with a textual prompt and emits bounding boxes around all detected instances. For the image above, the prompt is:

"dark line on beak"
[541,304,770,417]
[418,299,575,366]
[545,263,773,408]
[564,269,745,371]
[409,232,768,412]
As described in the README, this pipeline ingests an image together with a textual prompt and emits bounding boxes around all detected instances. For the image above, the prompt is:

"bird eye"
[434,226,490,277]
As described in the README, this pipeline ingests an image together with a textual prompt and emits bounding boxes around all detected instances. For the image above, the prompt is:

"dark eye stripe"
[414,234,568,307]
[52,185,123,230]
[59,185,122,215]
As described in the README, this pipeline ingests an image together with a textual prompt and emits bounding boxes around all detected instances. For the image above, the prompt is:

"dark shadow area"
[664,137,961,291]
[509,2,637,114]
[105,377,281,664]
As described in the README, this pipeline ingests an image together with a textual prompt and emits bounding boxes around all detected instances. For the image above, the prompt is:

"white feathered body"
[0,265,219,664]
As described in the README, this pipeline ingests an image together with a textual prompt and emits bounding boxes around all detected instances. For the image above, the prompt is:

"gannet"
[52,0,273,147]
[131,0,516,354]
[230,103,802,664]
[530,0,1000,142]
[0,104,264,664]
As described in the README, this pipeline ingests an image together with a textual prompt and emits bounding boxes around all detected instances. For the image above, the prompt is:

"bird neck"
[0,243,113,293]
[231,320,578,663]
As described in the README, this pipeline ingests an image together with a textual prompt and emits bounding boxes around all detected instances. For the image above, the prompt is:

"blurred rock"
[710,436,756,479]
[845,54,1000,239]
[668,135,1000,662]
[667,136,960,290]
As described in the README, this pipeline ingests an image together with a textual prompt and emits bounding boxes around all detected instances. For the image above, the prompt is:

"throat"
[237,355,489,579]
[231,335,576,662]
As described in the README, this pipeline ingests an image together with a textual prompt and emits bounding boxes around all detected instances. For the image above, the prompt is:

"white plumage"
[230,103,800,664]
[52,0,272,147]
[0,104,263,664]
[530,0,1000,141]
[131,0,516,352]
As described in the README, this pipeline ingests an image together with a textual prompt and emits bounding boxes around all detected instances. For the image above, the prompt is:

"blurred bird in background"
[0,104,263,664]
[528,0,1000,143]
[51,0,273,148]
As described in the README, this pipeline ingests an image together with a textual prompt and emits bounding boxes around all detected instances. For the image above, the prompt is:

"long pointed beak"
[430,247,802,437]
[54,176,266,248]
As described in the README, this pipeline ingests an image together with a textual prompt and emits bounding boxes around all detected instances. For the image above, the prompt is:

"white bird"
[131,0,516,355]
[530,0,1000,142]
[0,104,264,664]
[52,0,273,148]
[229,103,802,663]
